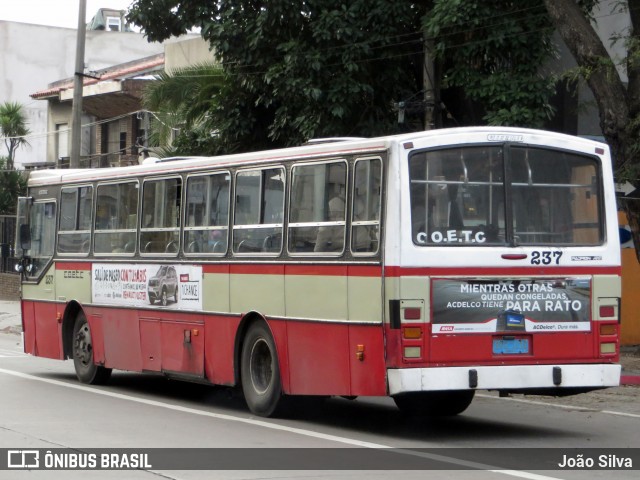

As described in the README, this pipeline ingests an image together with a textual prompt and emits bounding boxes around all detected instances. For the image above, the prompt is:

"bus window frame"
[23,198,57,282]
[183,170,231,257]
[140,175,182,257]
[232,165,286,257]
[93,180,140,257]
[408,143,605,248]
[57,184,93,257]
[351,156,382,257]
[287,158,349,258]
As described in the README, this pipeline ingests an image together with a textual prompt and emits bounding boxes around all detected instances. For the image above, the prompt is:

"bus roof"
[26,127,608,187]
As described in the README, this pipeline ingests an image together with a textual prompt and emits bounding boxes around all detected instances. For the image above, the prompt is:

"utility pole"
[70,0,87,168]
[423,34,435,131]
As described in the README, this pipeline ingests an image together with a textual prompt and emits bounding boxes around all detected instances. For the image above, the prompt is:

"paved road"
[0,332,639,480]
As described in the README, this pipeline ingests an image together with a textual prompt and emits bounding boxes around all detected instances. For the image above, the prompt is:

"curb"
[621,375,640,386]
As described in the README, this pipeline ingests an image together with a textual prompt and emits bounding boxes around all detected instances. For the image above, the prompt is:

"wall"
[164,37,215,72]
[0,273,19,300]
[0,20,165,168]
[619,211,640,345]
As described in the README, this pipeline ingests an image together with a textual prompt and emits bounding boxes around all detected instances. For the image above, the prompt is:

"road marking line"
[476,393,640,419]
[0,367,563,480]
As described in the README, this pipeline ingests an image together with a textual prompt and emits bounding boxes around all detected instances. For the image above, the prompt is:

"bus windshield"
[409,145,602,247]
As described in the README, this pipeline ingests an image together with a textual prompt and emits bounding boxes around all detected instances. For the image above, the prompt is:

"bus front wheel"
[241,322,285,417]
[393,390,475,416]
[72,312,112,385]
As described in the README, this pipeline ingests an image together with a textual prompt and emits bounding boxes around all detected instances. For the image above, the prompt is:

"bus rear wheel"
[393,390,475,416]
[241,322,285,417]
[72,312,112,385]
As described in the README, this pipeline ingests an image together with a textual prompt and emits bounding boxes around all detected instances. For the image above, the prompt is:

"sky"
[0,0,135,29]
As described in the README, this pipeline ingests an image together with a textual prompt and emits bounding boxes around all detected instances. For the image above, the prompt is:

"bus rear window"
[409,145,602,247]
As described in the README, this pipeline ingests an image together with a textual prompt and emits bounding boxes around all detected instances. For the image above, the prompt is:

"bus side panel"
[21,300,36,355]
[160,313,205,377]
[268,319,291,394]
[348,324,387,395]
[98,307,143,371]
[203,314,240,386]
[287,321,351,395]
[87,312,107,365]
[33,301,62,359]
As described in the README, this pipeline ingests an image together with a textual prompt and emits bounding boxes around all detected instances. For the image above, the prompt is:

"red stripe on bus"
[56,262,92,271]
[203,264,231,274]
[384,266,622,277]
[230,264,285,275]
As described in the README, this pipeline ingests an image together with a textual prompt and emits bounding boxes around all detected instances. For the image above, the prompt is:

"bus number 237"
[531,251,562,265]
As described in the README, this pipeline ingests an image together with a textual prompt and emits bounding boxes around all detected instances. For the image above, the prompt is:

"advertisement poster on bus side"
[92,264,202,310]
[431,278,591,333]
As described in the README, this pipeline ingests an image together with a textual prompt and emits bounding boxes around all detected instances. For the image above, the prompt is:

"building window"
[56,123,69,161]
[106,17,121,31]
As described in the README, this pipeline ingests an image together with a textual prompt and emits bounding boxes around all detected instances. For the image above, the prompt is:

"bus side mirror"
[19,224,31,251]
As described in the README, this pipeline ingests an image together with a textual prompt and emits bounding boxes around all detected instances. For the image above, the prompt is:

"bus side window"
[58,185,92,254]
[94,182,138,255]
[184,172,230,255]
[233,167,284,255]
[140,177,181,255]
[288,161,347,255]
[351,158,381,254]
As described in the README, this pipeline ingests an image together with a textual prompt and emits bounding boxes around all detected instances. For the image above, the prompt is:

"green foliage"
[143,63,226,155]
[129,0,425,151]
[128,0,560,152]
[0,157,27,214]
[0,101,30,170]
[424,0,557,127]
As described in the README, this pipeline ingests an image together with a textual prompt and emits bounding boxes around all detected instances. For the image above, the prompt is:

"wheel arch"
[233,311,276,386]
[61,301,83,360]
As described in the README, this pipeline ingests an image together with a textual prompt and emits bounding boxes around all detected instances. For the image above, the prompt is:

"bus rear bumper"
[387,364,621,395]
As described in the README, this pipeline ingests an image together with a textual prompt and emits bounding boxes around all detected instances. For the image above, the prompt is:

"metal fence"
[0,215,18,274]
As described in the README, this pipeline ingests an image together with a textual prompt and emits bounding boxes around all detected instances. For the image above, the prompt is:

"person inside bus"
[314,184,346,252]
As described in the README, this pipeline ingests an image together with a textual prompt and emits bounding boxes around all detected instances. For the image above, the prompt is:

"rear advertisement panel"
[432,278,590,333]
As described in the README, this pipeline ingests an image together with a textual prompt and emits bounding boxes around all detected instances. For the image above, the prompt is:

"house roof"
[30,53,164,119]
[30,53,164,100]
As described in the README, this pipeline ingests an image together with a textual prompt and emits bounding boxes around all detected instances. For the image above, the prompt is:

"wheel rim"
[74,323,93,367]
[249,338,273,395]
[161,289,167,306]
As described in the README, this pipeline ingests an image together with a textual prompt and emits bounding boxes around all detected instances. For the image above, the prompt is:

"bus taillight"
[599,305,616,319]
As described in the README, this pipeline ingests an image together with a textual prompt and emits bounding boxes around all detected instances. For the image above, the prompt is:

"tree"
[128,1,563,153]
[0,101,30,170]
[542,0,640,259]
[0,157,27,214]
[424,0,557,127]
[128,0,427,152]
[143,63,226,156]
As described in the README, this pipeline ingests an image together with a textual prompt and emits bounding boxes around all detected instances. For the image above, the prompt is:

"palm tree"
[0,101,30,170]
[143,63,226,156]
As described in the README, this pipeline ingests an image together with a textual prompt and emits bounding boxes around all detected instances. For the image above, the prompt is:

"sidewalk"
[1,299,639,385]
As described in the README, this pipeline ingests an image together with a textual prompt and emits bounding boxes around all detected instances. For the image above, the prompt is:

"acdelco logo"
[439,326,455,332]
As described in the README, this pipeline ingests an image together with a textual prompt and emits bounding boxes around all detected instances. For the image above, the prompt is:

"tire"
[148,293,156,305]
[72,312,112,385]
[241,322,285,417]
[393,390,475,416]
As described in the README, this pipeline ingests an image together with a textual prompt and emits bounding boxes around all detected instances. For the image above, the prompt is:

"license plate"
[493,338,529,354]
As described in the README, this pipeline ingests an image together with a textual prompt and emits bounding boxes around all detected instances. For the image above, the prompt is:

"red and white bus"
[15,127,621,417]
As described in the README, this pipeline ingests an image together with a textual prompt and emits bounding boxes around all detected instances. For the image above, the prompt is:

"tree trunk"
[543,0,629,169]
